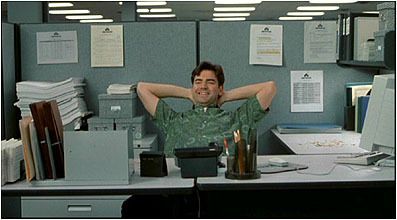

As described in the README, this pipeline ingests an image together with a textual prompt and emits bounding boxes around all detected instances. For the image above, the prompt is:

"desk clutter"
[225,128,261,180]
[1,138,24,185]
[14,77,89,126]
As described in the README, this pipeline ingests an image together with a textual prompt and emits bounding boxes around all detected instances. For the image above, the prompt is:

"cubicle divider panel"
[2,23,19,139]
[199,21,374,154]
[19,22,197,149]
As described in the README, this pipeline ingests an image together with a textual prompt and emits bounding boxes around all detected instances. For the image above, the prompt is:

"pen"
[224,137,229,156]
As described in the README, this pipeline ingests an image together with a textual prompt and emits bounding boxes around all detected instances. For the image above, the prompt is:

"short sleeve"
[153,99,178,133]
[233,96,269,128]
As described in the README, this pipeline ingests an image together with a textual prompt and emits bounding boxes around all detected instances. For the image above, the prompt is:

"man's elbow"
[137,82,147,98]
[266,80,277,97]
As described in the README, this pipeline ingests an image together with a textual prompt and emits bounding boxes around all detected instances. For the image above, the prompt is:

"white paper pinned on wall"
[91,25,124,67]
[249,24,283,66]
[290,70,323,112]
[36,31,78,64]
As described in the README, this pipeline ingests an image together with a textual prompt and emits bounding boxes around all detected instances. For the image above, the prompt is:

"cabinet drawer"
[21,195,129,218]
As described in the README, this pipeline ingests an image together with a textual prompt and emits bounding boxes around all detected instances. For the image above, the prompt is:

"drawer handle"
[111,106,121,112]
[67,205,92,212]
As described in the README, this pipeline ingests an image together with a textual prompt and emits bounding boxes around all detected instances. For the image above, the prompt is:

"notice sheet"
[36,31,78,64]
[290,70,323,112]
[249,24,283,66]
[91,25,124,67]
[304,21,337,63]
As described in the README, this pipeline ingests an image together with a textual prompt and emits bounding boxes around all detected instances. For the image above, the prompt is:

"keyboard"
[335,151,390,165]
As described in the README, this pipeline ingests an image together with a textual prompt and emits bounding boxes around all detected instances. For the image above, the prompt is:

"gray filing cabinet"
[21,195,129,218]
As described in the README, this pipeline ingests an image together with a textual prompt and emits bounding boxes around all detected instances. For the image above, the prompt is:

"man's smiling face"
[191,70,224,106]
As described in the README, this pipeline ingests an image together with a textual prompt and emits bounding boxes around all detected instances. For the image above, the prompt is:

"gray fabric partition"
[1,22,19,139]
[199,21,374,154]
[18,21,376,155]
[19,22,197,149]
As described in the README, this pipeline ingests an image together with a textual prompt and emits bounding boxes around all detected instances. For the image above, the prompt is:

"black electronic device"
[174,145,223,178]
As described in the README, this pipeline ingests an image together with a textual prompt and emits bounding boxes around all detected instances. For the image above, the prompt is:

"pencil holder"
[225,129,261,180]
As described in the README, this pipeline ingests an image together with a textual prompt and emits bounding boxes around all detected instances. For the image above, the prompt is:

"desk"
[271,129,366,154]
[197,155,395,218]
[1,159,194,218]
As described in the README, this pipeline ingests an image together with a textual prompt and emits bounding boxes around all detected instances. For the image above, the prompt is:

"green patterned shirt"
[153,97,268,157]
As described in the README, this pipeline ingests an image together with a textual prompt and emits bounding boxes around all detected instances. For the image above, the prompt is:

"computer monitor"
[359,74,395,157]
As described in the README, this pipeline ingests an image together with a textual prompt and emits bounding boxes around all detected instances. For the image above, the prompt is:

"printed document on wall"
[91,25,124,67]
[291,70,323,112]
[304,21,337,63]
[37,31,78,64]
[249,24,283,66]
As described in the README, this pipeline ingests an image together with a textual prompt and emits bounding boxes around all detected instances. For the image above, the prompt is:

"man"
[137,61,276,156]
[121,61,276,218]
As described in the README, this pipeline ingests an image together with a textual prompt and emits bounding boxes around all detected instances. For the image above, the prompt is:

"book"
[29,121,45,180]
[345,82,372,106]
[355,95,370,133]
[43,101,65,178]
[18,116,36,182]
[29,101,54,179]
[276,123,342,134]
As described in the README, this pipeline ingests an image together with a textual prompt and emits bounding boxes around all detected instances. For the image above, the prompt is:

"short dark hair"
[191,61,225,86]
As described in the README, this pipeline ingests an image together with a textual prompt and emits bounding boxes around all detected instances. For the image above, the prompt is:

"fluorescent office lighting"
[297,6,339,11]
[287,12,325,16]
[136,8,150,13]
[213,13,250,17]
[150,8,172,13]
[310,0,357,3]
[48,2,73,7]
[279,16,313,20]
[213,17,246,21]
[139,14,176,18]
[215,0,261,4]
[363,11,379,14]
[214,7,256,12]
[49,10,90,15]
[66,15,103,20]
[136,1,167,6]
[80,19,114,23]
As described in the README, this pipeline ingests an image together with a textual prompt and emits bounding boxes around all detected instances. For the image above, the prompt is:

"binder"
[18,116,36,181]
[43,101,65,178]
[29,121,45,180]
[356,95,370,133]
[29,101,54,179]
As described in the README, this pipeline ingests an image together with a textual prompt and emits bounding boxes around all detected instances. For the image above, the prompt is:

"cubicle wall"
[19,22,197,149]
[199,21,374,154]
[17,21,374,154]
[1,22,19,140]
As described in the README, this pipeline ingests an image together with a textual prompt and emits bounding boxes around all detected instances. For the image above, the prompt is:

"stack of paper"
[107,83,137,94]
[1,138,24,185]
[15,77,88,125]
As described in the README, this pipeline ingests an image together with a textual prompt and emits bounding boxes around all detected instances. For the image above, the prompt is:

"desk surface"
[2,159,193,196]
[197,155,395,191]
[271,129,366,155]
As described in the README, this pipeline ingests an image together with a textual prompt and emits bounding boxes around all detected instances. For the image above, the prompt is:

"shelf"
[337,60,387,69]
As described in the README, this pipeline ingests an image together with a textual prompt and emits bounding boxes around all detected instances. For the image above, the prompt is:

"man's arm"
[218,81,277,110]
[137,82,193,117]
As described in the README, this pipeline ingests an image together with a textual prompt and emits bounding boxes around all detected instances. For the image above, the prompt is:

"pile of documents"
[107,83,137,95]
[1,138,24,185]
[15,77,88,126]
